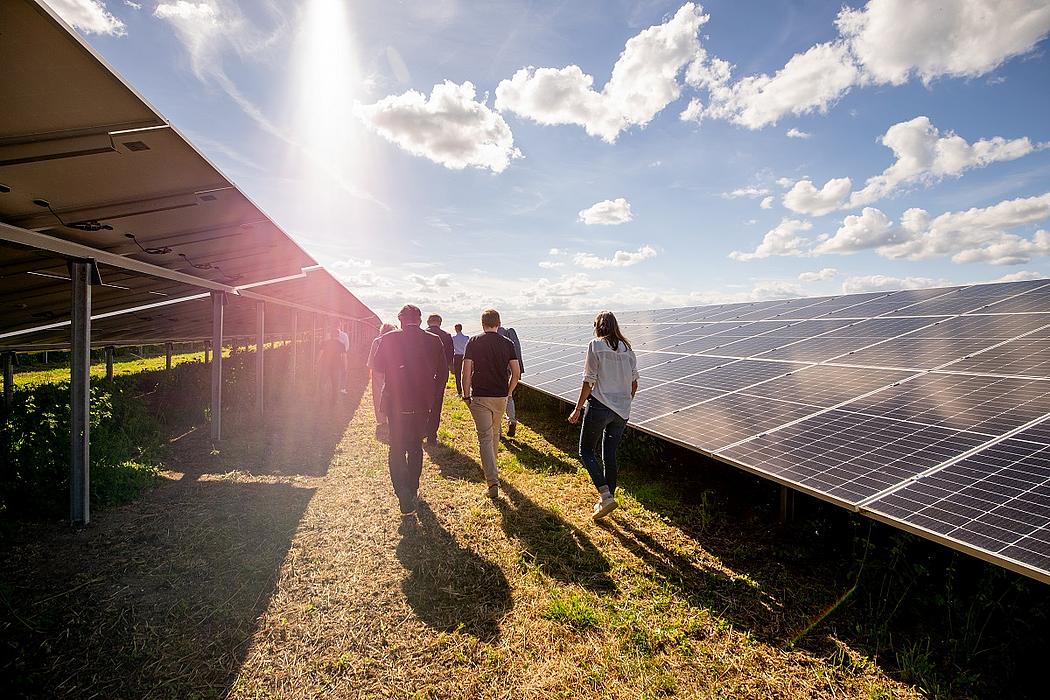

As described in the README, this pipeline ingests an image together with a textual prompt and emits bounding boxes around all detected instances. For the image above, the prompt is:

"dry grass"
[0,371,920,699]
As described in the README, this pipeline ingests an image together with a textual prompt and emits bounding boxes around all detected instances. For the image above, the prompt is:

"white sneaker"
[592,495,618,520]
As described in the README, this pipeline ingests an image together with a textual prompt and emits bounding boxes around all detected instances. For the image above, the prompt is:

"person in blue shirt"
[452,323,469,397]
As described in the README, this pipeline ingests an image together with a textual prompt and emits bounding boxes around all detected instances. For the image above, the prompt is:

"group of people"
[366,304,639,523]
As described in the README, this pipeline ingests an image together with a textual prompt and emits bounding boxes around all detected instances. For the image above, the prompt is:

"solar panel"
[513,278,1050,584]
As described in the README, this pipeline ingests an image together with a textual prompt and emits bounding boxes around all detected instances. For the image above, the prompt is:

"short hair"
[481,308,500,328]
[427,313,442,325]
[398,304,422,322]
[454,323,462,332]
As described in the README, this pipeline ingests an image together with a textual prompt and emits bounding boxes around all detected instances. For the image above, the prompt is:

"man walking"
[371,305,448,516]
[497,324,524,437]
[452,323,469,397]
[462,309,520,499]
[424,313,454,443]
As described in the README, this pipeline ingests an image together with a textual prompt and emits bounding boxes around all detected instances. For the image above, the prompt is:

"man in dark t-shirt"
[424,313,454,443]
[462,308,520,499]
[371,304,448,515]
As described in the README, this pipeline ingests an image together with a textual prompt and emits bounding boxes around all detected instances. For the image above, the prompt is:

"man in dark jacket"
[424,313,454,443]
[371,305,448,516]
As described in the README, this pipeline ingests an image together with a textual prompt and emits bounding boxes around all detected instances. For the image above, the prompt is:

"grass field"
[11,349,207,387]
[1,364,1045,698]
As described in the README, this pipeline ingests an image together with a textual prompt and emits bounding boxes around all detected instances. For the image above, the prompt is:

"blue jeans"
[578,398,628,495]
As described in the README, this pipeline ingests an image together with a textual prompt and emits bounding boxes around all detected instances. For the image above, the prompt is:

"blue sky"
[47,0,1050,326]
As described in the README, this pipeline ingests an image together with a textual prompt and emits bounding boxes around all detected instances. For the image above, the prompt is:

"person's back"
[462,308,520,499]
[375,326,445,415]
[372,305,448,516]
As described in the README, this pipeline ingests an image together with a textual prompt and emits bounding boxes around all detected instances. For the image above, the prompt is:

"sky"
[44,0,1050,327]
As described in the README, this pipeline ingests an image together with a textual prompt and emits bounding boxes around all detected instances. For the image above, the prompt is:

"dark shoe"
[507,421,517,438]
[487,484,499,499]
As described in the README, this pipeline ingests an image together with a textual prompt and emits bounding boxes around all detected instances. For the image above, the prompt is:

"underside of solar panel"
[513,279,1050,585]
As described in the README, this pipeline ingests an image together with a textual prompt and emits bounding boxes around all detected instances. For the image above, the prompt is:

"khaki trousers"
[469,396,508,487]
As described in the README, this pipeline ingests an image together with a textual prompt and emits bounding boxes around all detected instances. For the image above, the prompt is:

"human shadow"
[495,481,615,593]
[597,517,781,638]
[501,436,579,475]
[421,440,615,593]
[395,500,513,641]
[424,441,484,483]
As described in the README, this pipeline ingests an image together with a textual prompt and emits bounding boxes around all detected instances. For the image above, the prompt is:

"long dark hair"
[594,310,631,351]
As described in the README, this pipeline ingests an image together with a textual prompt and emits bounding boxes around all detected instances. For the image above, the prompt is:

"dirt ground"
[0,369,920,699]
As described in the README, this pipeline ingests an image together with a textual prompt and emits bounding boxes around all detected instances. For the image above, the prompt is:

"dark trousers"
[388,410,428,510]
[425,373,448,439]
[453,355,464,395]
[578,398,628,495]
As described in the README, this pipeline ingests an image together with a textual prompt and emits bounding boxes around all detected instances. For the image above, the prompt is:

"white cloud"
[783,177,852,216]
[684,40,859,129]
[750,281,805,300]
[407,273,452,291]
[45,0,126,35]
[683,0,1050,130]
[538,260,565,269]
[578,198,634,225]
[798,267,839,282]
[760,195,774,209]
[848,116,1039,207]
[574,245,657,269]
[994,270,1047,283]
[841,275,949,294]
[356,81,522,173]
[814,207,908,254]
[838,0,1050,85]
[722,186,770,199]
[124,0,141,8]
[816,193,1050,265]
[548,248,565,256]
[775,177,794,189]
[495,3,708,142]
[786,128,811,139]
[525,274,614,299]
[729,218,812,261]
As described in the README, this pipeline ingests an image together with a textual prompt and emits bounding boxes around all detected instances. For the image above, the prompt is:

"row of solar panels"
[0,1,379,349]
[513,279,1050,584]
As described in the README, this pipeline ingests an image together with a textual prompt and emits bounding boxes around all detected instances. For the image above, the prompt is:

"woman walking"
[568,311,638,520]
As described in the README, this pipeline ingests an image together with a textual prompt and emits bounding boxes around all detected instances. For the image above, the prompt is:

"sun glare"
[289,0,365,211]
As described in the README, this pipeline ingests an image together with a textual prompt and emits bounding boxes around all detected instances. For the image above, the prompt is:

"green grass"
[13,349,207,387]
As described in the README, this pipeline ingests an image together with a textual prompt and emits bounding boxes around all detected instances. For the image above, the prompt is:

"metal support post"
[70,261,93,525]
[204,342,210,364]
[291,312,298,379]
[255,302,265,416]
[165,342,173,371]
[2,351,13,412]
[104,346,114,381]
[310,313,317,376]
[210,291,226,440]
[779,485,795,525]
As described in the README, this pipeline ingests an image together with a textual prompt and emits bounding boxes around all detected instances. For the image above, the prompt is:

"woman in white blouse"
[568,311,639,520]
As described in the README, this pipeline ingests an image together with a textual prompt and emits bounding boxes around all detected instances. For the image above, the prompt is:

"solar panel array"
[513,280,1050,584]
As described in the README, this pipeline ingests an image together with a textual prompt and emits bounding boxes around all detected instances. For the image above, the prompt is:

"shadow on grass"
[396,500,513,641]
[496,481,615,593]
[0,359,364,699]
[423,438,615,593]
[0,479,316,699]
[501,435,578,474]
[170,368,368,480]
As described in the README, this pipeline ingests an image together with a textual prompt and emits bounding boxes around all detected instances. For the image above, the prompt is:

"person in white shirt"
[451,323,469,397]
[568,311,639,520]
